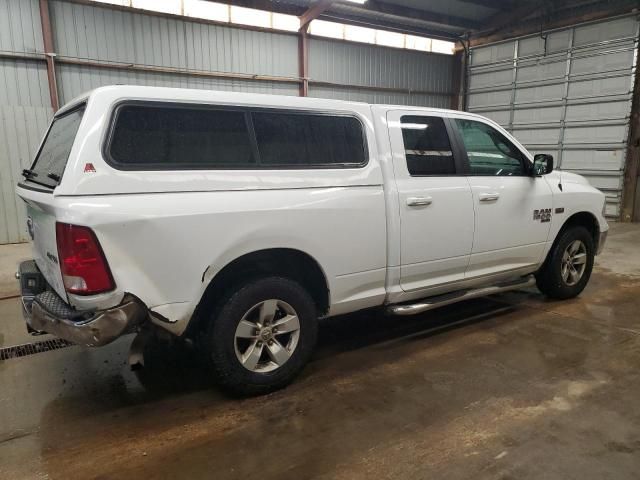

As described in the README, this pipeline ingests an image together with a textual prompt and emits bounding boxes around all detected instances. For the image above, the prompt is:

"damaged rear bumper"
[17,260,147,347]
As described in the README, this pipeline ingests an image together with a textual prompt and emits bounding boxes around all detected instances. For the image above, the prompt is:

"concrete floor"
[0,242,30,298]
[1,223,640,479]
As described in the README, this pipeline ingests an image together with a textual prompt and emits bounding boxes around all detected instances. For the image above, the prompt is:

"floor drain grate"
[0,338,74,360]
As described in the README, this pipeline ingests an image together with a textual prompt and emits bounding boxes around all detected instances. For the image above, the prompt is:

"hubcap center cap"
[260,328,273,341]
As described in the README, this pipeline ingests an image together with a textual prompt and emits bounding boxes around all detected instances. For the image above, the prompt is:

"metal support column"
[450,49,463,110]
[298,28,309,97]
[297,0,335,97]
[507,39,519,132]
[556,28,575,170]
[39,0,59,111]
[621,27,640,222]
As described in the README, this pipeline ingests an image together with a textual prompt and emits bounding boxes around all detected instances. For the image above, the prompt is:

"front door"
[450,116,553,278]
[387,111,474,292]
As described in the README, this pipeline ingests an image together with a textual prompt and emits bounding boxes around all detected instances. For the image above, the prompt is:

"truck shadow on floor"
[133,293,523,397]
[35,291,550,480]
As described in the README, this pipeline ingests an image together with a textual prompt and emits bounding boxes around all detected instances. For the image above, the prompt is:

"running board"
[387,276,536,316]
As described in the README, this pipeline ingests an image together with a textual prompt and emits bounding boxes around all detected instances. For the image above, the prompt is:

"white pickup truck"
[16,86,608,395]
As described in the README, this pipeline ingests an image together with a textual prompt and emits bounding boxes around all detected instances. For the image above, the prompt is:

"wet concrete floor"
[1,223,640,479]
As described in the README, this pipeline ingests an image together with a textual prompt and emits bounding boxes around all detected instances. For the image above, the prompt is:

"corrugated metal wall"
[0,0,53,244]
[308,38,454,108]
[48,0,301,102]
[467,16,639,217]
[0,0,455,244]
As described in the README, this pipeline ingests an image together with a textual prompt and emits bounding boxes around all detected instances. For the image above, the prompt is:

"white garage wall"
[467,16,639,218]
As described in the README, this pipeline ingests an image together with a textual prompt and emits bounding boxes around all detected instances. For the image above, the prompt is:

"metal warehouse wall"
[467,16,639,218]
[308,38,454,108]
[0,0,53,244]
[48,0,300,102]
[0,0,455,244]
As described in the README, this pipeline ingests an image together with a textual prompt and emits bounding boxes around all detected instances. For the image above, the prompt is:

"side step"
[387,275,536,316]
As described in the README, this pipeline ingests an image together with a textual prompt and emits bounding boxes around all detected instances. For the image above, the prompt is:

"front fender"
[541,172,608,262]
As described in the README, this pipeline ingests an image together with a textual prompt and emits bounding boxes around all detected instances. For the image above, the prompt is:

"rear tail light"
[55,222,115,295]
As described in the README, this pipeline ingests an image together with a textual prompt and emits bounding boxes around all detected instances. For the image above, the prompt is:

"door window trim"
[102,100,370,171]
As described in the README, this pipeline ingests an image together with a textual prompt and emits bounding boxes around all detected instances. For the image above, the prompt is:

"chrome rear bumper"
[18,260,147,347]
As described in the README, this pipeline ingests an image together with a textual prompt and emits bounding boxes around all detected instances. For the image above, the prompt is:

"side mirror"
[533,153,554,176]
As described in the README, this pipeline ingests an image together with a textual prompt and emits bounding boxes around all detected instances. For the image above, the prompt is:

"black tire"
[204,276,318,396]
[535,225,595,300]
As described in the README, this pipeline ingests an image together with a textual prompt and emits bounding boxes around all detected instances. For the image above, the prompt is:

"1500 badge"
[533,208,552,223]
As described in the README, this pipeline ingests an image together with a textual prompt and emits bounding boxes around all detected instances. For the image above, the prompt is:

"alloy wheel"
[561,239,587,286]
[234,299,301,373]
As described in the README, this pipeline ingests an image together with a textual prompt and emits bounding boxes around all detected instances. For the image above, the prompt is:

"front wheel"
[535,226,595,299]
[204,276,318,396]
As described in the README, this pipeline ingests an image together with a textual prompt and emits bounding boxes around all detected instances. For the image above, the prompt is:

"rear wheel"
[204,276,318,396]
[535,226,594,299]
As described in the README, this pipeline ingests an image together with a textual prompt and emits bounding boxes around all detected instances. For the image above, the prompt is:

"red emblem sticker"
[84,163,96,173]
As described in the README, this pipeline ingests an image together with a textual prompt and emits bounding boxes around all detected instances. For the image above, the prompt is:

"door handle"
[407,196,433,207]
[479,192,500,202]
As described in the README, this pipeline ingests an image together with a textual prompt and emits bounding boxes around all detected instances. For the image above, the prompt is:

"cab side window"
[400,116,456,176]
[454,119,526,176]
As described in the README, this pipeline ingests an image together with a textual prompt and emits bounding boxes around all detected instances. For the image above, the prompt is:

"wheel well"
[560,212,599,247]
[187,249,329,336]
[541,212,600,267]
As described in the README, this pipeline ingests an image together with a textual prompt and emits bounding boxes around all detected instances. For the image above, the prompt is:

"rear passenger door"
[387,110,474,292]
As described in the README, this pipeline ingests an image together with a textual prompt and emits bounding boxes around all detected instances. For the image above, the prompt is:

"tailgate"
[25,201,67,300]
[16,103,86,301]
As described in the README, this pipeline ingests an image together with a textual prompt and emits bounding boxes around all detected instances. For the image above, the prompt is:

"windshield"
[26,106,85,189]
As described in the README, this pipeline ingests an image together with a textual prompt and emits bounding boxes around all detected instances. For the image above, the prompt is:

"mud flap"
[128,328,154,370]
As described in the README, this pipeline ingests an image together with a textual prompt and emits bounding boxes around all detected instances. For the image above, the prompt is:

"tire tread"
[205,276,317,396]
[535,226,594,300]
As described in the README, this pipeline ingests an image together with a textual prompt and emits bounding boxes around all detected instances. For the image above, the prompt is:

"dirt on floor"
[1,223,639,479]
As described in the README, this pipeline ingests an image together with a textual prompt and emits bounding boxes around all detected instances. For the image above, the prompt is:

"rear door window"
[252,111,366,167]
[400,115,456,176]
[108,104,256,168]
[28,106,85,188]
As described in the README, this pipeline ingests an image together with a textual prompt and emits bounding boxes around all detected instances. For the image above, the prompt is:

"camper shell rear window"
[26,105,85,189]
